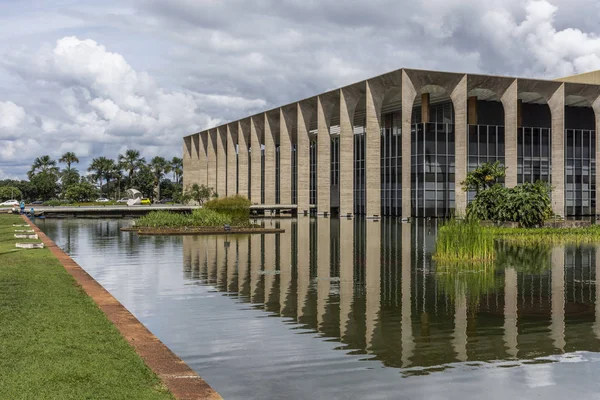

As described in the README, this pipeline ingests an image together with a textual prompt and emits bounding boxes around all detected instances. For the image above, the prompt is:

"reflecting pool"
[38,218,600,400]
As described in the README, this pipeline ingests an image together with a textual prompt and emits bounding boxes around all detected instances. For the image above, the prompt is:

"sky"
[1,0,600,179]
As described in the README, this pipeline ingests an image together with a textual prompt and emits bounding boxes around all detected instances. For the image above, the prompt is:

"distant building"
[183,68,600,218]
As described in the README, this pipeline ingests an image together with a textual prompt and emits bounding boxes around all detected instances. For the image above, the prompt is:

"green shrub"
[189,208,232,226]
[204,195,251,225]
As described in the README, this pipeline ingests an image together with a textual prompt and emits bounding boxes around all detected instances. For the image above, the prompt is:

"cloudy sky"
[1,0,600,179]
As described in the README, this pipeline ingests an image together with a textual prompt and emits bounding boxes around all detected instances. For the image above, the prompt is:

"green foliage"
[185,183,215,205]
[461,161,506,193]
[204,195,251,226]
[88,156,116,197]
[131,164,155,198]
[29,171,59,201]
[491,224,600,245]
[466,181,553,227]
[65,181,99,202]
[0,215,173,400]
[28,155,59,179]
[0,186,22,201]
[150,156,171,202]
[434,217,496,262]
[135,209,233,228]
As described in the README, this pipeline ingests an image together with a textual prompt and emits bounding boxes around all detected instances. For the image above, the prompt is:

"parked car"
[96,198,110,203]
[141,198,151,205]
[0,200,19,207]
[159,198,173,204]
[117,198,128,203]
[31,200,44,205]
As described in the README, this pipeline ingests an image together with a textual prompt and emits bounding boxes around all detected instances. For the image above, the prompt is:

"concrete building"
[183,68,600,218]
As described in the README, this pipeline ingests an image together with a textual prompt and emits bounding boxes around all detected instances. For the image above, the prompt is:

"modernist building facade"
[183,68,600,218]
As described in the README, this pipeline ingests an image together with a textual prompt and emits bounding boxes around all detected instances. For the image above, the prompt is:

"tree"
[131,164,154,198]
[461,161,507,194]
[0,186,22,201]
[149,156,170,202]
[186,183,215,205]
[88,157,116,197]
[28,155,59,179]
[170,157,183,184]
[30,171,58,201]
[58,152,79,170]
[118,149,145,187]
[65,181,99,202]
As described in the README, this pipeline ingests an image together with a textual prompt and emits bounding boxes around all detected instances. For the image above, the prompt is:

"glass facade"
[517,127,551,184]
[381,112,402,216]
[565,129,596,216]
[309,139,317,207]
[411,122,455,217]
[354,127,366,215]
[467,125,505,201]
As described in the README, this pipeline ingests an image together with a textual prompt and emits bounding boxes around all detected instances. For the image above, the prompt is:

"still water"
[39,218,600,399]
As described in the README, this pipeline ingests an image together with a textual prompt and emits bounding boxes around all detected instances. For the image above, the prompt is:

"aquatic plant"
[135,209,232,228]
[491,225,600,245]
[434,218,496,262]
[204,195,251,226]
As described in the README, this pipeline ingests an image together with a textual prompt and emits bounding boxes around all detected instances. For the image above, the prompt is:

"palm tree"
[28,155,59,179]
[149,156,171,202]
[107,163,124,200]
[170,157,183,184]
[88,157,116,197]
[118,149,145,187]
[58,152,79,170]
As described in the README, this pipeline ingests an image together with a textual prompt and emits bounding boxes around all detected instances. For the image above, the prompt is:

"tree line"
[0,150,184,203]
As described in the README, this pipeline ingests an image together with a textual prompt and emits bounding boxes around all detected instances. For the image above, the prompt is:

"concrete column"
[279,220,292,315]
[250,233,262,302]
[264,232,276,306]
[207,129,217,190]
[421,93,430,123]
[550,246,566,352]
[297,217,310,319]
[503,267,518,358]
[237,120,250,198]
[317,96,332,215]
[549,84,565,217]
[595,245,600,340]
[216,126,227,197]
[365,221,381,352]
[402,72,417,219]
[340,88,360,217]
[250,116,263,203]
[339,218,354,341]
[297,102,313,215]
[592,97,600,215]
[226,124,237,196]
[216,235,226,289]
[196,133,208,187]
[453,289,468,362]
[450,75,468,216]
[264,113,277,205]
[237,235,249,298]
[317,218,330,330]
[517,99,523,127]
[365,81,382,218]
[183,136,194,190]
[401,223,414,366]
[279,108,294,205]
[467,96,478,125]
[501,80,518,188]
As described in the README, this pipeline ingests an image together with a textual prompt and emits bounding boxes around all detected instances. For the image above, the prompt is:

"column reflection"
[237,235,250,299]
[365,221,381,353]
[279,219,294,317]
[317,218,331,331]
[550,246,566,352]
[250,234,263,303]
[503,267,519,359]
[339,218,354,342]
[401,223,414,367]
[296,218,311,321]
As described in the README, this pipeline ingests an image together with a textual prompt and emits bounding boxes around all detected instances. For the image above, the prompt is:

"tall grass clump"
[204,195,251,226]
[135,211,190,228]
[492,225,600,245]
[434,217,496,262]
[135,209,232,228]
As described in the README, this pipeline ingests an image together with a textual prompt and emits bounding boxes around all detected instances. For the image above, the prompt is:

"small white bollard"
[14,230,35,233]
[14,234,38,239]
[15,243,44,249]
[12,224,29,227]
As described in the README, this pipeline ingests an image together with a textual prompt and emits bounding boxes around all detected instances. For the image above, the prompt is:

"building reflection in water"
[182,218,600,372]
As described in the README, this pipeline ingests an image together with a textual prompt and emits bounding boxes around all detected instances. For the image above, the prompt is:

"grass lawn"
[0,214,173,399]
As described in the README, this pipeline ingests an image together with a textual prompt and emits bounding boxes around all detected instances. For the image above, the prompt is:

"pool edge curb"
[22,215,222,400]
